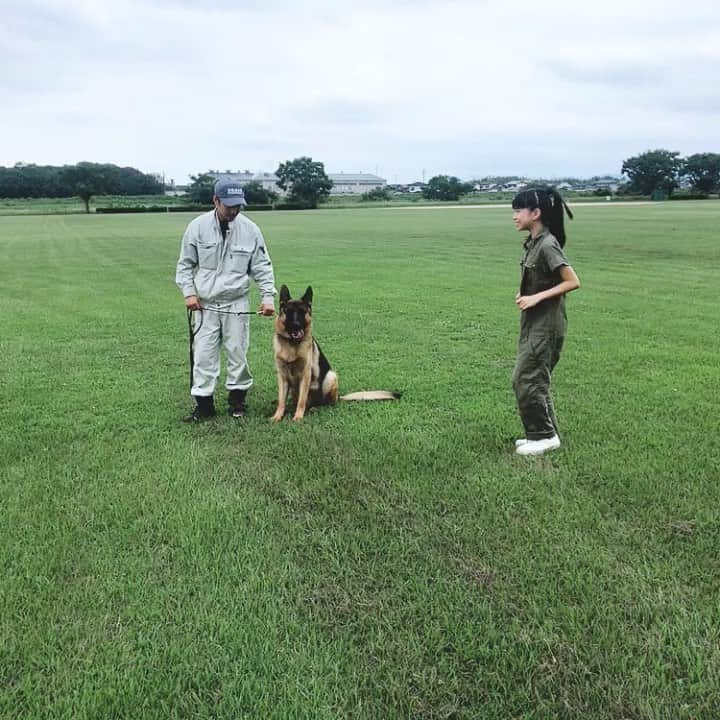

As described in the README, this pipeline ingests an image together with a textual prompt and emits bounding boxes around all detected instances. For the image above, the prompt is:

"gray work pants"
[191,301,252,398]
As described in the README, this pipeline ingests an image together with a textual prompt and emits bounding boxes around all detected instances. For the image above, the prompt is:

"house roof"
[329,173,385,183]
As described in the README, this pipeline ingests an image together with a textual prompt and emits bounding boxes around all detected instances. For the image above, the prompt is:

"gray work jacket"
[175,210,276,305]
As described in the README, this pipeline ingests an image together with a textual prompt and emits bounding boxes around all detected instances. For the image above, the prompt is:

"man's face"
[512,207,540,232]
[214,197,242,222]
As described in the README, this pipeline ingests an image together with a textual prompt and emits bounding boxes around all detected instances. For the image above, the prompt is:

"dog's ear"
[301,286,313,307]
[279,285,291,307]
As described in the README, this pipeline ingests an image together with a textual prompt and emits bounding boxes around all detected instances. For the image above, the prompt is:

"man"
[175,180,276,422]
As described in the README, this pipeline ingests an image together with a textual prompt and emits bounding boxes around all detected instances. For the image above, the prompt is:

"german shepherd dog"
[272,285,400,422]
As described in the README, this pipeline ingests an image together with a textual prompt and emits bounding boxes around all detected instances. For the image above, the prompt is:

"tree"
[621,149,681,196]
[60,164,102,213]
[242,180,278,205]
[275,157,332,208]
[422,175,472,201]
[187,173,216,204]
[75,183,95,213]
[681,153,720,195]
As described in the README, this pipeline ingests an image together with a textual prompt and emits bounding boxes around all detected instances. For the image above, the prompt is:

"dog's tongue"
[291,329,304,341]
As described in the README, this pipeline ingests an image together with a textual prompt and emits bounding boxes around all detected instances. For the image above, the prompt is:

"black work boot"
[182,395,216,423]
[228,389,247,419]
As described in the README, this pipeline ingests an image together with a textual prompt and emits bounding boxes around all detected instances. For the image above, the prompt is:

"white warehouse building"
[208,170,386,195]
[327,173,386,194]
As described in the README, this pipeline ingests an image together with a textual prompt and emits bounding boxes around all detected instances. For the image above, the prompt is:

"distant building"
[328,173,386,195]
[207,170,386,195]
[502,180,528,192]
[589,178,620,192]
[209,170,275,190]
[406,182,427,194]
[473,182,499,192]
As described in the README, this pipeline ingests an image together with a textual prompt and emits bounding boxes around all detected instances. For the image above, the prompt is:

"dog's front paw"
[271,410,285,423]
[291,412,305,422]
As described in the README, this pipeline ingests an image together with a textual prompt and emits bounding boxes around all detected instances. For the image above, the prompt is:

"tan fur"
[272,285,398,422]
[338,390,400,401]
[271,325,317,422]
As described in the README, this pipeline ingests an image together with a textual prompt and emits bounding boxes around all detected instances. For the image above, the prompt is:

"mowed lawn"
[1,203,718,719]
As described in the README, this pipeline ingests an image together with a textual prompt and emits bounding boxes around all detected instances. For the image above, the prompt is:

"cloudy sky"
[2,0,718,184]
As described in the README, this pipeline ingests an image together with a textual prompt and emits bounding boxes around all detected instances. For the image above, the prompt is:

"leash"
[186,307,268,392]
[193,307,261,316]
[186,309,201,392]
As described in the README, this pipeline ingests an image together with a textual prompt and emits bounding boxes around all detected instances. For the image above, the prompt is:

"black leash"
[186,307,267,392]
[194,307,261,316]
[186,309,201,392]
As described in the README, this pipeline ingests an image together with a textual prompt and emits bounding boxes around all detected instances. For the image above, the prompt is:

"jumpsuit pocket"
[197,241,219,269]
[528,335,549,361]
[529,334,564,369]
[520,261,536,294]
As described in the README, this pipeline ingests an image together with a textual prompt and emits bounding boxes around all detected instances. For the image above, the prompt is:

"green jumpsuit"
[512,228,571,441]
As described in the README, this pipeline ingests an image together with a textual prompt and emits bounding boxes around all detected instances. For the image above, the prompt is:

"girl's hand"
[515,293,541,310]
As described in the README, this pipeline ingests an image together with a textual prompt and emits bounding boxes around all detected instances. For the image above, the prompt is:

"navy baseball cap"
[214,180,247,207]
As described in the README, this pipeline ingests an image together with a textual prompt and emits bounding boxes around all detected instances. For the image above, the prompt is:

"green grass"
[0,195,192,215]
[321,191,645,208]
[1,203,719,719]
[0,192,652,216]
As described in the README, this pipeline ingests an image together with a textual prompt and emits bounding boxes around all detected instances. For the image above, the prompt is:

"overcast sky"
[2,0,718,184]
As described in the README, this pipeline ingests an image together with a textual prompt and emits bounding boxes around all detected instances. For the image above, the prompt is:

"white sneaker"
[515,435,561,456]
[515,439,528,447]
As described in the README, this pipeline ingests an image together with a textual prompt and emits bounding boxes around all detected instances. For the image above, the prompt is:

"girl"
[510,187,580,456]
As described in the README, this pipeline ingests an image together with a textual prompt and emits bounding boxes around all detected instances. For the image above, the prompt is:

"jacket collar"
[523,226,549,251]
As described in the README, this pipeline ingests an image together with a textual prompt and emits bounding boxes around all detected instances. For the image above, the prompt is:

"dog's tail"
[339,390,402,402]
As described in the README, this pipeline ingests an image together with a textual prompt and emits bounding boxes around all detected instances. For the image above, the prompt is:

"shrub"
[274,202,313,211]
[669,193,711,201]
[95,205,211,213]
[361,187,391,201]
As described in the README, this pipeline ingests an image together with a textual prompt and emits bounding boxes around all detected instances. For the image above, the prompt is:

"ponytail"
[511,187,573,247]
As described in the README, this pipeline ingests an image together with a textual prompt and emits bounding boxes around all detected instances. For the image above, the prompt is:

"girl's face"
[512,207,541,233]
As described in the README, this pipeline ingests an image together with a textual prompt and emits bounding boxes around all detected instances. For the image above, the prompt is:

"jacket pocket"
[229,247,252,275]
[197,241,219,269]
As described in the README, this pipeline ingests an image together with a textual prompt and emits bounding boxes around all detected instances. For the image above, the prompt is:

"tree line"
[4,150,717,212]
[621,150,720,197]
[187,157,335,209]
[188,161,476,206]
[0,162,164,211]
[416,152,720,202]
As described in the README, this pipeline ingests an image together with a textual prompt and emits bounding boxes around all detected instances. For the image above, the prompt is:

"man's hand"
[184,295,202,311]
[258,303,275,316]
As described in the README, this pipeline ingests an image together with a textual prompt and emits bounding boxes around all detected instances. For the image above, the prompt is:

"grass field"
[0,192,652,216]
[1,203,719,719]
